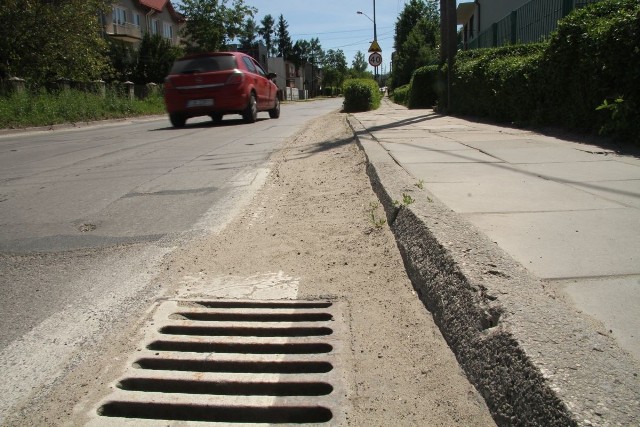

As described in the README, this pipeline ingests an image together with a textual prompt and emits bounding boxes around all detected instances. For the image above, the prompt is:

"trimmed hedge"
[444,0,639,144]
[450,44,546,124]
[343,78,381,112]
[392,84,410,106]
[541,0,639,142]
[408,65,443,109]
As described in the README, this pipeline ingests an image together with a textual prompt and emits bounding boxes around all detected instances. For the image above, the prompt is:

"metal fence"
[467,0,602,49]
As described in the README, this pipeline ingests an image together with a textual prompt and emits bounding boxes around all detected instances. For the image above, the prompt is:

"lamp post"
[357,0,378,81]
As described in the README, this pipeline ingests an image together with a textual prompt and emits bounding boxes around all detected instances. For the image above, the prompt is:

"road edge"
[348,114,640,427]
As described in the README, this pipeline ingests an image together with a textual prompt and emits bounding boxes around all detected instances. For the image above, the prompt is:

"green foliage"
[408,65,443,109]
[541,0,640,141]
[0,0,112,85]
[179,0,256,53]
[450,44,546,123]
[275,14,293,58]
[352,51,368,74]
[448,0,639,144]
[132,34,183,84]
[258,15,276,57]
[392,84,411,106]
[0,88,165,129]
[391,0,440,88]
[343,79,381,112]
[323,49,349,89]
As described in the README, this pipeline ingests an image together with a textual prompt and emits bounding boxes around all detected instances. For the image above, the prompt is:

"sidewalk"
[348,98,640,425]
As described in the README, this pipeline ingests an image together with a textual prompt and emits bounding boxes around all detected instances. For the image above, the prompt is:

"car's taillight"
[226,71,244,85]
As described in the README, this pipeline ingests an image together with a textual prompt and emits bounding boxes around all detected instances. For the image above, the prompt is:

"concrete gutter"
[348,115,640,426]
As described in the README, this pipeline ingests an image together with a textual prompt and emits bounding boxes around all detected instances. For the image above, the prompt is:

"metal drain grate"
[92,299,345,425]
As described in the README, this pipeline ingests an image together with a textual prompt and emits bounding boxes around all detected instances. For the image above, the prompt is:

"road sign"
[368,40,382,53]
[368,52,382,67]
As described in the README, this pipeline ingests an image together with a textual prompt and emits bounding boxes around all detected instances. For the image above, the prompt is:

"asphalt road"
[0,98,343,423]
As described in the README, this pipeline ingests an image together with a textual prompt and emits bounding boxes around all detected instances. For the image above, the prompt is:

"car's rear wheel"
[169,113,186,128]
[268,97,280,119]
[242,93,257,123]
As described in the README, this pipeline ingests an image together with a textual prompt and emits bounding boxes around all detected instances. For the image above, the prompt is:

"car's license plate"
[187,99,214,108]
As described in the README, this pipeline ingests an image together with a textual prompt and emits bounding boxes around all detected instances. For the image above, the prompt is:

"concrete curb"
[348,114,640,426]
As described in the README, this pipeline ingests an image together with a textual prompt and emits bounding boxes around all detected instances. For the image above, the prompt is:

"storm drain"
[93,299,345,425]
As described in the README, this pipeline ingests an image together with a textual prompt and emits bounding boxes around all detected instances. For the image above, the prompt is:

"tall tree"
[0,0,112,84]
[179,0,256,53]
[391,0,439,88]
[351,51,368,73]
[308,38,325,66]
[291,39,311,69]
[275,14,293,59]
[322,49,348,89]
[132,33,183,84]
[258,14,275,57]
[239,17,259,50]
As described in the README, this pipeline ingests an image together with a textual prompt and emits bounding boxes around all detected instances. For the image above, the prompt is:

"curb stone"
[347,114,640,427]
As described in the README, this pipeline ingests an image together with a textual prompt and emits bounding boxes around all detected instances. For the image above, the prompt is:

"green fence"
[467,0,601,49]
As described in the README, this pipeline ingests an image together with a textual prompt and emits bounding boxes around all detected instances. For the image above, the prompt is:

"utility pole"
[440,0,457,112]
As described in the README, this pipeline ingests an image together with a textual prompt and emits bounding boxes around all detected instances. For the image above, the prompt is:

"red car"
[163,52,280,128]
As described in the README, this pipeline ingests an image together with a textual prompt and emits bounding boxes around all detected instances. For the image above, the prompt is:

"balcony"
[105,22,142,43]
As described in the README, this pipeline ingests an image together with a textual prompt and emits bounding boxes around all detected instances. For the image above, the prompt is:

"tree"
[132,33,183,84]
[391,0,439,88]
[275,14,293,58]
[0,0,112,84]
[258,14,275,57]
[179,0,256,53]
[308,38,325,66]
[352,51,368,73]
[322,49,348,89]
[239,17,259,51]
[291,39,311,69]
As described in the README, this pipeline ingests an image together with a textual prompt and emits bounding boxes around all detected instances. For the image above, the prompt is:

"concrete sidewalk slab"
[348,98,640,426]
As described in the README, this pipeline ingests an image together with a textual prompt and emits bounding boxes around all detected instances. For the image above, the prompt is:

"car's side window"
[242,57,257,74]
[253,61,267,77]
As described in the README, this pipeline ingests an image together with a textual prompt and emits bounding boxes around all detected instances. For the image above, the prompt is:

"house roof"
[137,0,184,22]
[139,0,166,11]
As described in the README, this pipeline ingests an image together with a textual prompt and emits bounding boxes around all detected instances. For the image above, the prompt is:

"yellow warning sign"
[368,40,382,53]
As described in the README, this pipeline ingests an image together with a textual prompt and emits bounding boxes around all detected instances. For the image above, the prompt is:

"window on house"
[112,7,127,25]
[151,19,160,35]
[133,13,141,27]
[163,23,173,39]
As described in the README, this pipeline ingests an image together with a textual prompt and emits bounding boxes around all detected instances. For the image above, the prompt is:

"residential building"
[457,0,601,50]
[103,0,184,47]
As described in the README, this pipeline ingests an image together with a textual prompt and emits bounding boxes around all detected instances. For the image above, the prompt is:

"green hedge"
[450,44,546,124]
[343,78,381,112]
[541,0,639,141]
[392,84,410,106]
[408,65,443,109]
[447,0,639,144]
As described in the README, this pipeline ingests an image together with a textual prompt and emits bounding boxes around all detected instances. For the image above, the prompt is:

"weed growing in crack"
[415,179,425,189]
[368,202,387,229]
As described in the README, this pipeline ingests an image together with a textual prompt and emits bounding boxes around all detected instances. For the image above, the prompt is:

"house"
[457,0,601,50]
[104,0,184,47]
[264,57,322,100]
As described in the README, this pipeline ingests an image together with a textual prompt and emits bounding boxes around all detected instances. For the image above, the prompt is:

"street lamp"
[357,1,378,81]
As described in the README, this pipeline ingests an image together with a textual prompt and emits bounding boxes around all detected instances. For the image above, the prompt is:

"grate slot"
[159,325,333,337]
[134,358,334,374]
[147,340,333,354]
[98,401,333,423]
[117,377,334,396]
[172,312,334,322]
[192,301,332,309]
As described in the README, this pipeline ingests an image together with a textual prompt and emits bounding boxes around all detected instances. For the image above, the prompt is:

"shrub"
[391,84,410,106]
[343,78,381,112]
[450,44,546,123]
[541,0,640,142]
[408,65,443,109]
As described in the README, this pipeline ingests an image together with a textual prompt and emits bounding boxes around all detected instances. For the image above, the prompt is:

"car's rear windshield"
[170,55,237,74]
